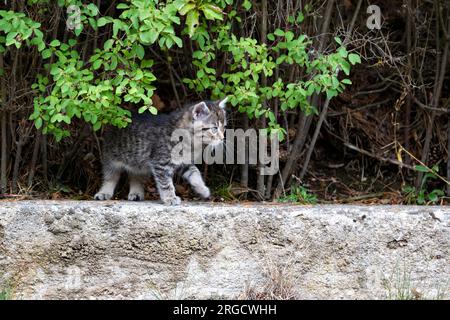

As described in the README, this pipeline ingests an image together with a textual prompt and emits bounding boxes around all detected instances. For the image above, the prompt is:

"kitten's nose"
[218,131,224,140]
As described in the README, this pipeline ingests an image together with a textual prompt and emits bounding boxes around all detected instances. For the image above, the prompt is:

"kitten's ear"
[192,102,210,120]
[218,97,228,109]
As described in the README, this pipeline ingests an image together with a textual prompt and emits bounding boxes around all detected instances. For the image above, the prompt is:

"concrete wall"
[0,201,448,299]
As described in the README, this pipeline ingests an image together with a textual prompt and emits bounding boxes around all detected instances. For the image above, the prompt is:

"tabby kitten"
[94,98,227,205]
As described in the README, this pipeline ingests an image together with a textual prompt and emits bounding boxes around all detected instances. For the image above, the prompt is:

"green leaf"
[341,60,351,76]
[417,192,425,204]
[141,59,153,68]
[92,59,102,70]
[173,36,183,48]
[296,12,305,24]
[88,17,97,30]
[49,39,60,47]
[201,5,223,20]
[110,55,118,70]
[93,121,102,131]
[334,37,342,45]
[139,31,158,44]
[42,48,52,59]
[138,106,147,114]
[37,40,46,52]
[35,117,43,129]
[62,115,71,124]
[428,192,438,203]
[276,55,286,65]
[5,32,17,46]
[74,26,83,36]
[135,69,143,80]
[326,89,338,99]
[285,31,294,41]
[34,28,43,40]
[86,3,99,16]
[60,43,69,51]
[104,39,114,50]
[135,44,145,59]
[112,20,121,37]
[242,0,252,10]
[274,29,284,36]
[348,53,361,65]
[338,46,348,58]
[158,37,166,48]
[341,79,352,85]
[414,165,429,173]
[179,3,195,15]
[149,106,158,115]
[97,17,112,27]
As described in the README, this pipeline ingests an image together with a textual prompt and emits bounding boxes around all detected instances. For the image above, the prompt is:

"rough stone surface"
[0,201,449,300]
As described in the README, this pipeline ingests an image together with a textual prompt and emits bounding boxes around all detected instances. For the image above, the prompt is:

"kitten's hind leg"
[94,164,121,200]
[182,165,211,200]
[151,165,181,205]
[128,174,145,201]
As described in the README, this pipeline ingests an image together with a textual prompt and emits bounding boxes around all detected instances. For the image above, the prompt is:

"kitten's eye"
[210,127,218,134]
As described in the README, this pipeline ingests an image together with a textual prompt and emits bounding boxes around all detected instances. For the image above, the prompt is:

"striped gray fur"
[94,98,227,205]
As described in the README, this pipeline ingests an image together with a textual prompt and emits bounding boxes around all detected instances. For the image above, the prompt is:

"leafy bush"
[0,0,360,141]
[185,14,359,138]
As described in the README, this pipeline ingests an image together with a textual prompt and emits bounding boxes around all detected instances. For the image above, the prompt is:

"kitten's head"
[188,98,227,146]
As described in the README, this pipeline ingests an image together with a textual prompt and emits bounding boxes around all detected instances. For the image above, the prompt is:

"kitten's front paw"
[94,193,112,200]
[197,186,211,200]
[128,192,144,201]
[162,196,181,206]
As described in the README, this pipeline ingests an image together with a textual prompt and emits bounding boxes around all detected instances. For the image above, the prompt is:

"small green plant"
[277,185,317,204]
[211,178,252,201]
[48,181,73,195]
[402,164,445,205]
[0,280,12,300]
[213,183,237,201]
